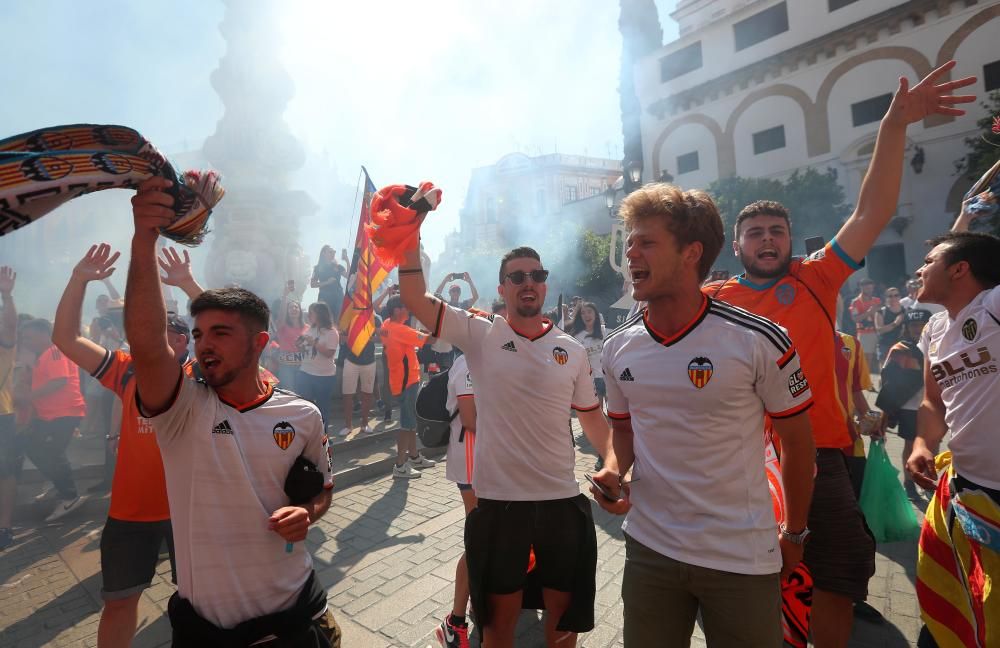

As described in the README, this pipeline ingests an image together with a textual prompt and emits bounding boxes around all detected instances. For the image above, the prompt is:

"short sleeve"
[456,362,474,398]
[147,374,214,446]
[572,350,599,412]
[983,285,1000,318]
[92,349,132,400]
[755,335,814,419]
[435,302,493,358]
[304,412,334,489]
[323,329,340,353]
[800,239,863,306]
[603,354,629,420]
[918,318,934,355]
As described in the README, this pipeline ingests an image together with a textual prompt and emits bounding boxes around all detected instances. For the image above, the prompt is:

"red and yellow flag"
[339,170,392,356]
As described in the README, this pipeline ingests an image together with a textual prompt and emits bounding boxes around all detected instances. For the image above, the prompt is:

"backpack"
[415,369,458,448]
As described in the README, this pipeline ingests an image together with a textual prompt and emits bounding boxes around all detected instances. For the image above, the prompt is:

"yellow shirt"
[0,343,14,416]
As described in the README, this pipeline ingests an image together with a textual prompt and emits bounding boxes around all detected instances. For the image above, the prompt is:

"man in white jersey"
[124,177,341,646]
[592,183,816,647]
[906,232,1000,645]
[399,243,613,648]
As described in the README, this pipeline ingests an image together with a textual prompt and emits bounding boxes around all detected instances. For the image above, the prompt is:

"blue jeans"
[298,372,337,428]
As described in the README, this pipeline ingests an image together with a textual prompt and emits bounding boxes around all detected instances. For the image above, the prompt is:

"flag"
[339,169,392,356]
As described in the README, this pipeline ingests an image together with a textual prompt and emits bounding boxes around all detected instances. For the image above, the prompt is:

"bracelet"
[399,268,422,275]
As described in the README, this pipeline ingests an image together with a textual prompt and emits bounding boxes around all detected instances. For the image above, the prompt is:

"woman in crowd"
[298,302,340,432]
[311,245,348,321]
[274,284,306,391]
[568,301,606,402]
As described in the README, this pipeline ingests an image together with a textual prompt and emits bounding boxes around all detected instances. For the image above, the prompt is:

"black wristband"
[399,268,422,275]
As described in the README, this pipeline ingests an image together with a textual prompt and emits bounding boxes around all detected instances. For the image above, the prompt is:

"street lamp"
[627,160,643,186]
[910,146,925,174]
[605,185,616,216]
[659,169,674,183]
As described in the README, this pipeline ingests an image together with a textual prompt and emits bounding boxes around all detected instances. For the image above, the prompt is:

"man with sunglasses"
[399,244,612,648]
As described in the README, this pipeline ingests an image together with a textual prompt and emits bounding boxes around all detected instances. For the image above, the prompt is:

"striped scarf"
[917,452,1000,647]
[0,124,222,245]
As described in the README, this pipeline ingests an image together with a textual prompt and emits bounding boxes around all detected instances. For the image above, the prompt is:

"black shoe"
[854,601,885,624]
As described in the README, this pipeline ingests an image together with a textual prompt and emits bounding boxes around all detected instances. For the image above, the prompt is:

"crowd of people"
[0,60,995,648]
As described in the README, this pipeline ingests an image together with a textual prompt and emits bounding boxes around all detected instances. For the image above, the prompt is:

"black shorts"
[100,517,176,600]
[896,409,917,441]
[803,449,876,601]
[465,495,589,594]
[0,414,23,479]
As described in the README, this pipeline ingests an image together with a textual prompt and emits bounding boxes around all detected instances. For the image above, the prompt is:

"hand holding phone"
[585,473,622,502]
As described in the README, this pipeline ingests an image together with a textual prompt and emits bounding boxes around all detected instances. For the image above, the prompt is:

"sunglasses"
[504,269,550,285]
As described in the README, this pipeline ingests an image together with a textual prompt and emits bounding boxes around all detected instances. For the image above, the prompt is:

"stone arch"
[723,84,824,159]
[945,173,970,214]
[649,113,732,179]
[814,46,934,150]
[929,4,1000,126]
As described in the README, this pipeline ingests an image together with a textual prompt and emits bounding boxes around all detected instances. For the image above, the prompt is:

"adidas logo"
[619,368,634,382]
[501,341,517,352]
[212,420,234,435]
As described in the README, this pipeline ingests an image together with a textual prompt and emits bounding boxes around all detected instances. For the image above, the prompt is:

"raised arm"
[124,177,181,415]
[399,246,445,332]
[835,61,976,262]
[433,275,449,296]
[463,272,479,304]
[0,267,17,348]
[158,247,204,302]
[950,197,980,233]
[53,245,119,374]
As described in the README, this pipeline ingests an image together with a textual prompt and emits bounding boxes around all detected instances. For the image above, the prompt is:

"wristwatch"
[779,524,811,545]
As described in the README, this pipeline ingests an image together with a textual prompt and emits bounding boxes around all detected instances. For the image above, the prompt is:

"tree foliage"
[954,91,1000,183]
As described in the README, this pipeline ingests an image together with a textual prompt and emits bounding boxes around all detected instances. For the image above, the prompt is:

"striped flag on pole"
[339,168,392,356]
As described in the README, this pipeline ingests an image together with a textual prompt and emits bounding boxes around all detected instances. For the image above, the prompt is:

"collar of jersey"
[643,294,710,347]
[508,317,553,341]
[219,382,275,413]
[735,274,784,291]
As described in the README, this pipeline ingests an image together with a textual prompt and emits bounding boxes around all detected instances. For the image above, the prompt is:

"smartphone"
[805,236,825,255]
[584,473,622,502]
[398,185,434,213]
[451,272,463,281]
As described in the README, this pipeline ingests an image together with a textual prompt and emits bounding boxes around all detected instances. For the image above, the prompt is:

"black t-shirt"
[877,305,906,349]
[314,262,344,306]
[341,314,381,365]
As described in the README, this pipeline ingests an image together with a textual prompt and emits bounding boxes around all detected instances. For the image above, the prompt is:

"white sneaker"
[392,462,421,479]
[45,496,84,523]
[408,454,437,470]
[337,427,351,437]
[360,425,371,435]
[34,487,56,503]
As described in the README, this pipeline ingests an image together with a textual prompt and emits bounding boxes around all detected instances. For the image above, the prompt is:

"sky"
[0,0,677,311]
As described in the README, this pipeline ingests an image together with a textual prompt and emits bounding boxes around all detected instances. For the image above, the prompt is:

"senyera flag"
[339,169,392,357]
[0,124,223,245]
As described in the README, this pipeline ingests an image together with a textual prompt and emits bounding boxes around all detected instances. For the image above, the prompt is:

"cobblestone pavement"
[0,429,927,647]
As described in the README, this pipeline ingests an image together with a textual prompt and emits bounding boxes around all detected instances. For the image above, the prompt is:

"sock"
[449,613,467,626]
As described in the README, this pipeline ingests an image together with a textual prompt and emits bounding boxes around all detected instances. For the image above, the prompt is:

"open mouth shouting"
[200,354,222,370]
[757,247,780,262]
[629,267,649,286]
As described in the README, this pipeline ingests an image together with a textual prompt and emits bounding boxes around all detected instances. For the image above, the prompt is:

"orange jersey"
[93,349,193,522]
[704,240,861,448]
[32,346,86,421]
[379,320,427,396]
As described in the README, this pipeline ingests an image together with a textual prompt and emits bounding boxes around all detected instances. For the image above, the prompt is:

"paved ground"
[0,427,929,647]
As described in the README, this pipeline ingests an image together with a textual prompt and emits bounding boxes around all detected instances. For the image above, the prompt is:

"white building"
[634,0,1000,285]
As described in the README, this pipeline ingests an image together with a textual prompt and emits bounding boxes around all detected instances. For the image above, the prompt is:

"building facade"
[457,152,623,250]
[634,0,1000,285]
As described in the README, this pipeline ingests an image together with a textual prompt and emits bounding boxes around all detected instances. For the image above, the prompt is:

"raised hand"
[131,176,175,236]
[73,244,121,283]
[886,60,976,126]
[0,266,15,295]
[158,247,194,287]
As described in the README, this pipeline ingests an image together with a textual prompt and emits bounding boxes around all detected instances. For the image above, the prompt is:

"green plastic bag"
[858,439,921,543]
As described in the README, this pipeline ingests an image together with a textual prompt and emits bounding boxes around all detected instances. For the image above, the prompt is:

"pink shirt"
[32,346,86,421]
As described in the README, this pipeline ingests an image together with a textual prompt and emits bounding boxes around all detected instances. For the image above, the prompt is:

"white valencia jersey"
[602,297,813,575]
[432,303,599,500]
[149,377,333,629]
[445,353,476,485]
[919,287,1000,489]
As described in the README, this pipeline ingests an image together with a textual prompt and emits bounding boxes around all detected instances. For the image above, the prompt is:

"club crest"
[552,347,569,365]
[273,421,296,450]
[687,357,713,389]
[962,318,978,342]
